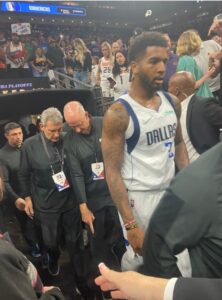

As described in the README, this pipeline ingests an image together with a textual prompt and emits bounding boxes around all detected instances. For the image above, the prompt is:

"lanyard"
[92,120,100,163]
[40,133,64,175]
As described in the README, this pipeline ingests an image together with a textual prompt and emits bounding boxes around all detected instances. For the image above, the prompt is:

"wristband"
[124,219,136,228]
[125,223,138,231]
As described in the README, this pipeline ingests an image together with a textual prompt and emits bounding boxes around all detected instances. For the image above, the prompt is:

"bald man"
[168,71,222,162]
[63,102,125,283]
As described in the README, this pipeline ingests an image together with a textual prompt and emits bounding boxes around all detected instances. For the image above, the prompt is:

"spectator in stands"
[46,38,65,74]
[208,13,222,38]
[0,35,7,78]
[112,50,131,100]
[0,30,6,45]
[162,33,179,91]
[64,47,75,78]
[72,38,92,86]
[91,56,99,86]
[23,35,35,62]
[6,33,30,78]
[168,71,221,162]
[38,33,48,54]
[176,30,215,98]
[211,34,222,46]
[31,47,49,78]
[116,38,125,51]
[192,30,221,99]
[111,41,121,55]
[96,41,114,110]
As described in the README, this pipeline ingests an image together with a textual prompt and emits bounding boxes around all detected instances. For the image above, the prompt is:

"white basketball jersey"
[9,42,28,69]
[100,57,113,81]
[120,92,177,191]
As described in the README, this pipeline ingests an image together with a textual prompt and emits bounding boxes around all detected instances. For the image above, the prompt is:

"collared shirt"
[0,143,22,202]
[164,278,178,300]
[19,133,75,213]
[180,94,200,162]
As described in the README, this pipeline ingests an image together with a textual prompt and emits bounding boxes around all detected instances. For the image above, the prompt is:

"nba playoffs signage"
[0,78,50,94]
[11,23,31,35]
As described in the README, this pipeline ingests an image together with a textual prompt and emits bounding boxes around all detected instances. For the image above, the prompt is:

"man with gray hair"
[19,107,83,294]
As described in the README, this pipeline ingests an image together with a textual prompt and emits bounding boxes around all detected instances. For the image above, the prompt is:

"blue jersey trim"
[161,91,175,111]
[118,98,140,154]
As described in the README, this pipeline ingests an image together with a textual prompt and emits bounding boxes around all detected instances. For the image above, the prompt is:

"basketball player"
[96,41,114,112]
[102,32,189,271]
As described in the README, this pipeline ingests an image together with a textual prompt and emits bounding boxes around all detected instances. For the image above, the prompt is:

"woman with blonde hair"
[73,38,92,86]
[96,41,114,103]
[176,30,215,97]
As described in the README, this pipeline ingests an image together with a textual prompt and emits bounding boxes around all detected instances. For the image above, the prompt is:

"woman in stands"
[176,30,215,97]
[72,38,92,86]
[112,50,131,100]
[31,47,49,78]
[96,41,114,112]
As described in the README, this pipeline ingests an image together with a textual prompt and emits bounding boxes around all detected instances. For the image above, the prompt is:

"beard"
[138,72,162,96]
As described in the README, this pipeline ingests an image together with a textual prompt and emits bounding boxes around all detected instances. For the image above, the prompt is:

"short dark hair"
[4,122,21,134]
[128,31,167,63]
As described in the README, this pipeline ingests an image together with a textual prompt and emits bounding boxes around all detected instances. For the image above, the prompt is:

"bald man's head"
[64,101,91,134]
[168,71,195,101]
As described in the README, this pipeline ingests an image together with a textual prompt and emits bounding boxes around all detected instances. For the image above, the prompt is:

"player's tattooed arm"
[102,102,134,223]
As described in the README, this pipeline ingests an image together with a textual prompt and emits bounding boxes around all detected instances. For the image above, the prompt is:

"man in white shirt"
[96,262,222,300]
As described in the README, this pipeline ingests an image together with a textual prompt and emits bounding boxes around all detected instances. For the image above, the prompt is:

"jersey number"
[165,141,174,158]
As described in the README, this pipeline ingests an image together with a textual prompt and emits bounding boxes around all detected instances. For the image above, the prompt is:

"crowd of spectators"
[1,13,222,300]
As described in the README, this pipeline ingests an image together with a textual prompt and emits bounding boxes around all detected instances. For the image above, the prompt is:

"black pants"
[88,206,126,271]
[35,207,83,266]
[15,209,39,247]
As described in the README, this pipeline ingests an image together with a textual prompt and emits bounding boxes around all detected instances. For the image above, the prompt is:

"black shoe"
[48,259,60,276]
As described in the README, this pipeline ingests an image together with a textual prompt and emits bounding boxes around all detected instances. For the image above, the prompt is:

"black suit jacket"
[186,95,221,154]
[174,278,222,300]
[141,143,222,278]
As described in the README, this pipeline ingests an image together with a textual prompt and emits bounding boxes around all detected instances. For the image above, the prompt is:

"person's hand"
[25,197,34,219]
[95,263,168,300]
[80,203,95,234]
[43,286,60,293]
[204,65,217,79]
[127,227,145,255]
[15,198,26,211]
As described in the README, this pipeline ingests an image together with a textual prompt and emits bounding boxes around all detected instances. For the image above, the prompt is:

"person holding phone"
[112,50,131,100]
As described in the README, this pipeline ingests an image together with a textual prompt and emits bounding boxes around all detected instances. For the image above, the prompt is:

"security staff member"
[19,107,83,286]
[63,101,125,273]
[0,122,40,256]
